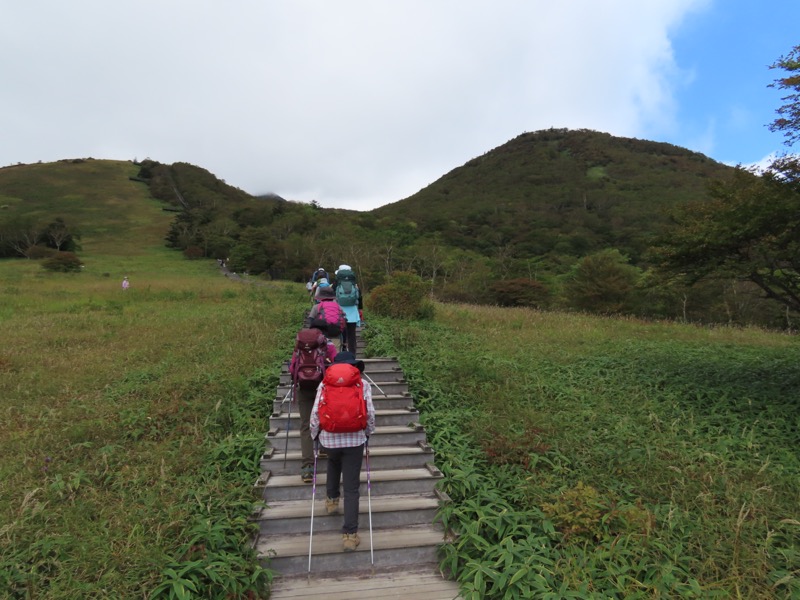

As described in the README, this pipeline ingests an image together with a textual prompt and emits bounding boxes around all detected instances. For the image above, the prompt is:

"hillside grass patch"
[0,258,309,598]
[364,303,800,599]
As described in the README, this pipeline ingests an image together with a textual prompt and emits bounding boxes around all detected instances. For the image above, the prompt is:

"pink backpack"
[317,300,346,337]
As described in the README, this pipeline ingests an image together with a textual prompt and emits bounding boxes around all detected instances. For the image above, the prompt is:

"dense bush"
[365,271,435,320]
[183,245,204,259]
[26,245,56,259]
[41,251,83,272]
[490,278,550,307]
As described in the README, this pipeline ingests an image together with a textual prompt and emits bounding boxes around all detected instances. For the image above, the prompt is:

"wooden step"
[269,566,461,599]
[257,464,444,501]
[267,424,427,451]
[273,392,415,412]
[261,441,436,475]
[275,380,410,397]
[282,357,402,373]
[279,369,406,385]
[255,490,446,534]
[257,523,452,577]
[270,407,420,430]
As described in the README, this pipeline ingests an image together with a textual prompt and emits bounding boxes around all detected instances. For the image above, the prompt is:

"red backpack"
[317,300,346,337]
[318,363,367,433]
[291,329,328,390]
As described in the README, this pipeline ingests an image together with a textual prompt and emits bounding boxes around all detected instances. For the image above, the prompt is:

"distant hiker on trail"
[332,265,361,354]
[305,286,347,347]
[289,323,338,483]
[311,267,328,284]
[308,267,329,301]
[122,276,130,291]
[310,351,375,552]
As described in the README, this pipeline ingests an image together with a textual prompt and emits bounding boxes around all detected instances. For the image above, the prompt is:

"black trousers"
[324,444,364,534]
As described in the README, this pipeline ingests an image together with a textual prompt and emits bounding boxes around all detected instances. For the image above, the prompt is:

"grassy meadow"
[1,158,798,597]
[0,163,312,598]
[365,306,800,599]
[0,255,311,598]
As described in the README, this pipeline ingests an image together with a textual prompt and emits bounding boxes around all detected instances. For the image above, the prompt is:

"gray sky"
[2,0,798,210]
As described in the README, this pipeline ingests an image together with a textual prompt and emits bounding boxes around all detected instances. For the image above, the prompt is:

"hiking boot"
[342,533,360,552]
[325,497,340,515]
[300,467,313,484]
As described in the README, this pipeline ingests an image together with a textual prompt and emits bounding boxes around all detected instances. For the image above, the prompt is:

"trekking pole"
[308,438,319,576]
[365,438,374,566]
[362,373,388,397]
[283,382,294,468]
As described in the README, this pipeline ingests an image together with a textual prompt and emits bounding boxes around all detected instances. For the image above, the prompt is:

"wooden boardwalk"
[255,328,462,599]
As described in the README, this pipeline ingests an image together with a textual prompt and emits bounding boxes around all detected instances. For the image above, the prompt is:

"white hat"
[337,264,351,273]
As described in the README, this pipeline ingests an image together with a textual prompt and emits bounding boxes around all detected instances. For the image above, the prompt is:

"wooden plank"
[259,524,447,556]
[270,569,462,599]
[261,493,440,519]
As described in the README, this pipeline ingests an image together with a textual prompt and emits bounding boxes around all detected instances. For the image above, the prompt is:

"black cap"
[333,351,364,372]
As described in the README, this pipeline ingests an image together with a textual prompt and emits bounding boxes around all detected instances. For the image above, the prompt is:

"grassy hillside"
[0,253,309,598]
[373,129,736,261]
[0,159,174,258]
[1,234,798,598]
[365,308,800,598]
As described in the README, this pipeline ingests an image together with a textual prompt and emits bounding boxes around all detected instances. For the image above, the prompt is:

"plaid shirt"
[310,379,376,448]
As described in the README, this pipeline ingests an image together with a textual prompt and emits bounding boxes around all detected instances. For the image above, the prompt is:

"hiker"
[289,323,338,483]
[310,351,375,552]
[122,276,130,291]
[332,265,361,354]
[309,278,330,304]
[311,267,328,284]
[305,285,347,345]
[308,267,328,300]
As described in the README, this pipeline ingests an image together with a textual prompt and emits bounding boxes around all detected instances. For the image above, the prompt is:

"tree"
[650,168,800,313]
[42,217,81,252]
[650,45,800,316]
[768,44,800,148]
[564,249,641,314]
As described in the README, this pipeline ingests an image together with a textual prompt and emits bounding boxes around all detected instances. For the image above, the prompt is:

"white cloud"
[1,0,710,210]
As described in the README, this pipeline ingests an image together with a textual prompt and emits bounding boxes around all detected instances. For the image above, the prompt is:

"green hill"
[3,130,773,324]
[0,158,174,257]
[373,128,735,262]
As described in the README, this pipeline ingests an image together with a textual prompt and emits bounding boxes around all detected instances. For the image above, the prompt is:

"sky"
[2,1,798,211]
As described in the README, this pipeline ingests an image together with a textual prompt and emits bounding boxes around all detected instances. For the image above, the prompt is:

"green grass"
[364,305,800,599]
[0,232,311,597]
[2,162,798,598]
[0,159,312,597]
[0,159,175,256]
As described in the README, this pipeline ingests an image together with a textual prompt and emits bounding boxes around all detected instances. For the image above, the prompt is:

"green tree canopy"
[651,44,800,316]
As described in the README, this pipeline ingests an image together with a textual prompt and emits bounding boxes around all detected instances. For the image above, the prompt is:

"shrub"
[490,278,550,307]
[41,251,83,272]
[26,244,57,259]
[183,246,204,259]
[365,271,435,320]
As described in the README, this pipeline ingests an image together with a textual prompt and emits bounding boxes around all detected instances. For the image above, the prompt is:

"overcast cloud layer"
[1,1,795,210]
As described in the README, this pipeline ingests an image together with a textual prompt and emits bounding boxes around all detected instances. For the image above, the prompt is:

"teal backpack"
[335,268,359,307]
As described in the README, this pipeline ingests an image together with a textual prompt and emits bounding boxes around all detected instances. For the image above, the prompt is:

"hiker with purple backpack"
[288,323,338,483]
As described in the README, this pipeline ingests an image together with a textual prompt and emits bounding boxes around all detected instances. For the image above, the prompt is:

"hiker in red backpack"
[289,324,338,483]
[305,285,347,348]
[309,351,375,552]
